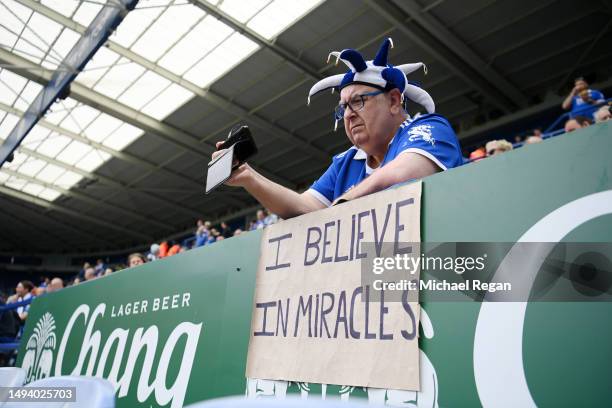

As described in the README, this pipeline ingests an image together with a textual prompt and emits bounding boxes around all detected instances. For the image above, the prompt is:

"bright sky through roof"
[0,0,324,205]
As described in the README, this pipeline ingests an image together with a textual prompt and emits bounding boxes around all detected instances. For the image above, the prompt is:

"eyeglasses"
[334,90,384,120]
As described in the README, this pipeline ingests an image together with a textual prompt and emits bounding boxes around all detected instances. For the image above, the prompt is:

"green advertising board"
[17,122,612,407]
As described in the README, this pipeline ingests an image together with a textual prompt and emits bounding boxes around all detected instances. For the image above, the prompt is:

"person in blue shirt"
[562,77,605,119]
[211,38,462,218]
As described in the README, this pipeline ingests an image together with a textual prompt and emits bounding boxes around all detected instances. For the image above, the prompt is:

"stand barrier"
[17,122,612,407]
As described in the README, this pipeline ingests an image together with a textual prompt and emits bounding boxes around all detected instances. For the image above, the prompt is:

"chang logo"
[21,312,56,383]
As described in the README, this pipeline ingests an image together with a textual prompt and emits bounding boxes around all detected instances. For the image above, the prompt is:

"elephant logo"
[21,312,56,383]
[366,307,439,407]
[246,378,288,398]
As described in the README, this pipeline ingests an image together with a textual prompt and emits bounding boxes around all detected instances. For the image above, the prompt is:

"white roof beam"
[15,0,330,164]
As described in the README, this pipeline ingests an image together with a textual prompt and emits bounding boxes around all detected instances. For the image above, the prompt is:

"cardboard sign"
[246,182,422,390]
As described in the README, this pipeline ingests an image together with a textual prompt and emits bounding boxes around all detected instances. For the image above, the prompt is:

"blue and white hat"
[307,38,434,115]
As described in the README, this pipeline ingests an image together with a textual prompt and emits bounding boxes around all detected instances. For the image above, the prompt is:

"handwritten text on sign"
[246,182,422,391]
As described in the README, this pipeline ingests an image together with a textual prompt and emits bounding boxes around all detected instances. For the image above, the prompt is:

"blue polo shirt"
[308,113,462,206]
[571,89,605,118]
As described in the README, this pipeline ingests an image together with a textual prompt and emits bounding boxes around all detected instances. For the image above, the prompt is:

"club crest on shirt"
[407,124,435,145]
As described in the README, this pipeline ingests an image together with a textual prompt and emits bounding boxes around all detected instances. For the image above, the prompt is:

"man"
[147,243,160,262]
[562,77,605,118]
[594,105,611,123]
[254,210,266,229]
[94,259,105,275]
[485,140,513,156]
[220,221,233,238]
[213,38,462,218]
[128,253,146,267]
[564,116,591,133]
[524,135,543,144]
[8,281,34,321]
[84,266,97,281]
[47,277,64,293]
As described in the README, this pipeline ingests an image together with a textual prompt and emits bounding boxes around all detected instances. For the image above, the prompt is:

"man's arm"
[562,87,577,110]
[593,90,605,104]
[212,142,326,218]
[223,162,326,219]
[334,152,439,203]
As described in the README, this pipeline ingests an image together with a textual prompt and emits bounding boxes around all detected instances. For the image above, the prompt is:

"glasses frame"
[334,90,384,121]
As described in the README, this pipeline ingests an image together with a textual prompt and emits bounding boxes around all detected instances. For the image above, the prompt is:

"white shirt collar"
[352,148,376,174]
[353,148,367,160]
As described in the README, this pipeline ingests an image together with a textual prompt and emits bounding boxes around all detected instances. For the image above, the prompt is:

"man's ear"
[388,89,403,114]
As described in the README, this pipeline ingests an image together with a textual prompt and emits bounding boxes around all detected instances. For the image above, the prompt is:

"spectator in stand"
[158,241,169,258]
[47,278,64,293]
[564,119,582,133]
[84,266,97,281]
[562,77,605,119]
[195,220,210,247]
[513,135,523,144]
[128,253,146,267]
[204,229,218,245]
[564,115,592,133]
[216,236,225,242]
[167,241,181,256]
[104,267,113,276]
[264,209,279,226]
[234,228,243,236]
[248,220,258,231]
[220,222,233,238]
[469,147,486,162]
[38,276,50,289]
[147,243,160,262]
[485,140,513,156]
[212,38,462,218]
[179,246,189,254]
[7,281,34,321]
[533,128,543,138]
[576,116,593,126]
[524,135,543,144]
[253,210,266,230]
[94,259,105,275]
[78,262,91,280]
[594,105,611,123]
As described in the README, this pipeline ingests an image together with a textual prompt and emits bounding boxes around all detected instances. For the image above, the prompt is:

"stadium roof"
[1,0,611,254]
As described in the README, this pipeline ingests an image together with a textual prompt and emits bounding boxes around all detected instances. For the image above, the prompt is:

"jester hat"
[307,38,434,116]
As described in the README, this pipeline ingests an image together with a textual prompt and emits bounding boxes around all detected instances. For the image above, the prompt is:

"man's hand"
[331,196,350,206]
[211,141,325,218]
[562,87,579,110]
[213,141,253,187]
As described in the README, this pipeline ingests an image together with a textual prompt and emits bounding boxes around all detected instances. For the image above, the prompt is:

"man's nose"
[344,106,357,119]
